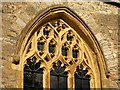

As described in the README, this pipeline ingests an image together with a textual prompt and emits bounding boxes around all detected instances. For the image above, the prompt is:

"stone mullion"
[45,37,49,55]
[90,76,95,88]
[43,69,50,90]
[68,72,74,89]
[68,45,73,63]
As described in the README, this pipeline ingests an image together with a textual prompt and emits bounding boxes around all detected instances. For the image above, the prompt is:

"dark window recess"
[72,50,79,58]
[37,42,44,51]
[50,61,67,90]
[67,34,73,41]
[57,26,62,32]
[67,31,73,41]
[44,56,49,62]
[43,29,49,36]
[62,47,68,56]
[75,65,90,90]
[49,43,55,54]
[24,57,43,90]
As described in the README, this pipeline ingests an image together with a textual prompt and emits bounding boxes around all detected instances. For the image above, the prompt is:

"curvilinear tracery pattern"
[24,19,93,89]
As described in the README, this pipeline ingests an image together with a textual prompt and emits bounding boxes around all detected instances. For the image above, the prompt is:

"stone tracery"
[23,19,94,89]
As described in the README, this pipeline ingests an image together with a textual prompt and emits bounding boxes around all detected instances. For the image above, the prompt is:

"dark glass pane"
[24,72,43,90]
[31,56,36,64]
[50,75,58,90]
[44,56,49,62]
[67,34,73,41]
[24,64,31,72]
[43,29,49,36]
[82,70,88,77]
[24,58,43,90]
[75,78,82,89]
[62,47,68,56]
[75,65,90,90]
[24,86,34,90]
[27,59,31,66]
[57,26,61,32]
[24,86,42,90]
[57,61,61,67]
[54,67,64,75]
[24,72,32,86]
[27,62,34,70]
[35,61,40,70]
[37,42,44,51]
[49,44,55,53]
[27,57,36,70]
[82,79,90,90]
[72,50,78,58]
[59,76,67,89]
[50,61,67,90]
[34,73,43,88]
[36,68,44,73]
[50,75,67,90]
[86,75,91,79]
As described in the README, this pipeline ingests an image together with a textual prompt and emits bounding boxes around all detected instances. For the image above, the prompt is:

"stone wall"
[1,1,120,88]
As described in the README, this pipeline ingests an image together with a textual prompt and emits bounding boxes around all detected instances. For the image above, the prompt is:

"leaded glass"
[43,25,50,36]
[23,19,92,90]
[43,30,49,36]
[50,61,67,90]
[37,42,44,51]
[49,43,55,54]
[72,49,79,58]
[24,57,43,90]
[67,31,73,41]
[62,47,68,56]
[75,65,90,90]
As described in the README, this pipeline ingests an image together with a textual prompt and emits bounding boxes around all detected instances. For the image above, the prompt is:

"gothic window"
[23,19,94,90]
[14,6,109,90]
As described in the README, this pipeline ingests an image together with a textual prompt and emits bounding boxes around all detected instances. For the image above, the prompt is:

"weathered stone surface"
[1,1,119,89]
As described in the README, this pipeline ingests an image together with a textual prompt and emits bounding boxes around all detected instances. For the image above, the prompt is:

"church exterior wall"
[1,1,119,89]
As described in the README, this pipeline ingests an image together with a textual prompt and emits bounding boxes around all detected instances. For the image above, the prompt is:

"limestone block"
[16,18,26,27]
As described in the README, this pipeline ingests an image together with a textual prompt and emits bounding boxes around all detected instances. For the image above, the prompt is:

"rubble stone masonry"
[1,1,120,89]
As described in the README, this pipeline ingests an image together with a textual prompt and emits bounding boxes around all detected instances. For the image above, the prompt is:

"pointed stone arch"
[12,5,109,89]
